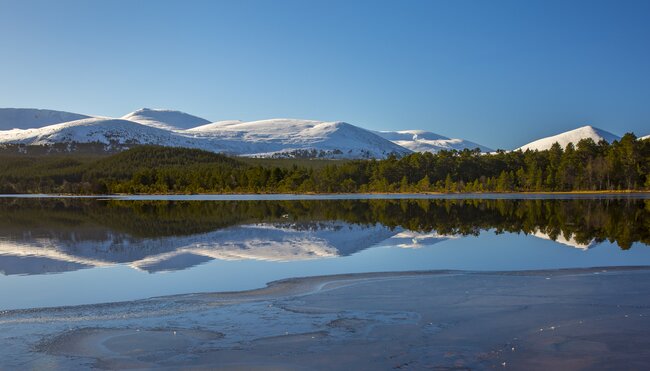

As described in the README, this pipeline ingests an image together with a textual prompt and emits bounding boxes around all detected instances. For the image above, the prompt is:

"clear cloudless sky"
[0,0,649,149]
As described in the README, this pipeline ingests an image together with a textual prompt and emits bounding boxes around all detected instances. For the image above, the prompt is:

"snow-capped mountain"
[0,113,409,159]
[374,130,493,153]
[640,135,650,141]
[0,107,640,158]
[517,125,620,152]
[122,108,211,131]
[186,118,411,158]
[0,108,91,130]
[0,117,209,150]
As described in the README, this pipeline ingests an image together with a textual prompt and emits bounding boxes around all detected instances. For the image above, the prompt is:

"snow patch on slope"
[122,108,211,131]
[188,120,244,131]
[375,130,493,153]
[517,125,620,152]
[0,108,91,130]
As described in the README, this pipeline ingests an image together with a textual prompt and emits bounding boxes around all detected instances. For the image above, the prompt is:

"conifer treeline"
[0,134,648,194]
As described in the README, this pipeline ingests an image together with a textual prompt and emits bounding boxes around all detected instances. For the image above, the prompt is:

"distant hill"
[0,107,644,159]
[185,118,412,159]
[0,108,91,130]
[374,130,493,153]
[517,125,620,151]
[0,117,210,151]
[122,108,211,131]
[0,109,411,159]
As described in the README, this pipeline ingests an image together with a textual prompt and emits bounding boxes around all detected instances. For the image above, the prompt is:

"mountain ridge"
[0,108,92,130]
[184,118,411,158]
[0,107,639,158]
[374,130,493,153]
[0,114,409,159]
[0,117,208,151]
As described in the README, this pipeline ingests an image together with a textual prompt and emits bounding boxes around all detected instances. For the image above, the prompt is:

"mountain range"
[0,108,644,158]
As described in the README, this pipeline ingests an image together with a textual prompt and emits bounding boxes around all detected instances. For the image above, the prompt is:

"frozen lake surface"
[0,195,648,310]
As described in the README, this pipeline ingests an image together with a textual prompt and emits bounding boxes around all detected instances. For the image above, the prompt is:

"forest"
[0,133,648,194]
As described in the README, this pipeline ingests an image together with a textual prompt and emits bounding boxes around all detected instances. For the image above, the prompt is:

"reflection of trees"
[0,198,647,249]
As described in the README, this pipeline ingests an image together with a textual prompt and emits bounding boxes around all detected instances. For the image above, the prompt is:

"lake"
[0,194,648,310]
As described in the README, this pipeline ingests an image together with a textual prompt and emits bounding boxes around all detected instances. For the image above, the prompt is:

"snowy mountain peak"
[375,130,493,153]
[185,118,412,158]
[0,117,204,149]
[121,108,211,131]
[0,108,92,130]
[517,125,621,152]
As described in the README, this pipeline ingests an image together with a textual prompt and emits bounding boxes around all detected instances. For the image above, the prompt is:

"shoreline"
[2,266,649,315]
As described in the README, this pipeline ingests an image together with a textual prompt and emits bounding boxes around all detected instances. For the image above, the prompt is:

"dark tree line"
[0,134,648,194]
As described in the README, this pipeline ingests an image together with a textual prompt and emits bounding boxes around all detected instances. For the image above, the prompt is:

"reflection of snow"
[130,237,340,273]
[0,222,397,275]
[379,231,458,249]
[0,240,111,267]
[532,230,596,250]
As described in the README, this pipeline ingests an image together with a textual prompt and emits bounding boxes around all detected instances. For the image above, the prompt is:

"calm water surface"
[0,195,648,310]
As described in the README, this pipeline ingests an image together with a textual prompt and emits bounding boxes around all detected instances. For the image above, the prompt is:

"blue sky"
[0,0,648,149]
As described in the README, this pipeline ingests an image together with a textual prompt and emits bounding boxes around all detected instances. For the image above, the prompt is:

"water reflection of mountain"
[376,231,457,249]
[0,222,399,275]
[0,253,92,275]
[531,230,596,250]
[0,197,647,276]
